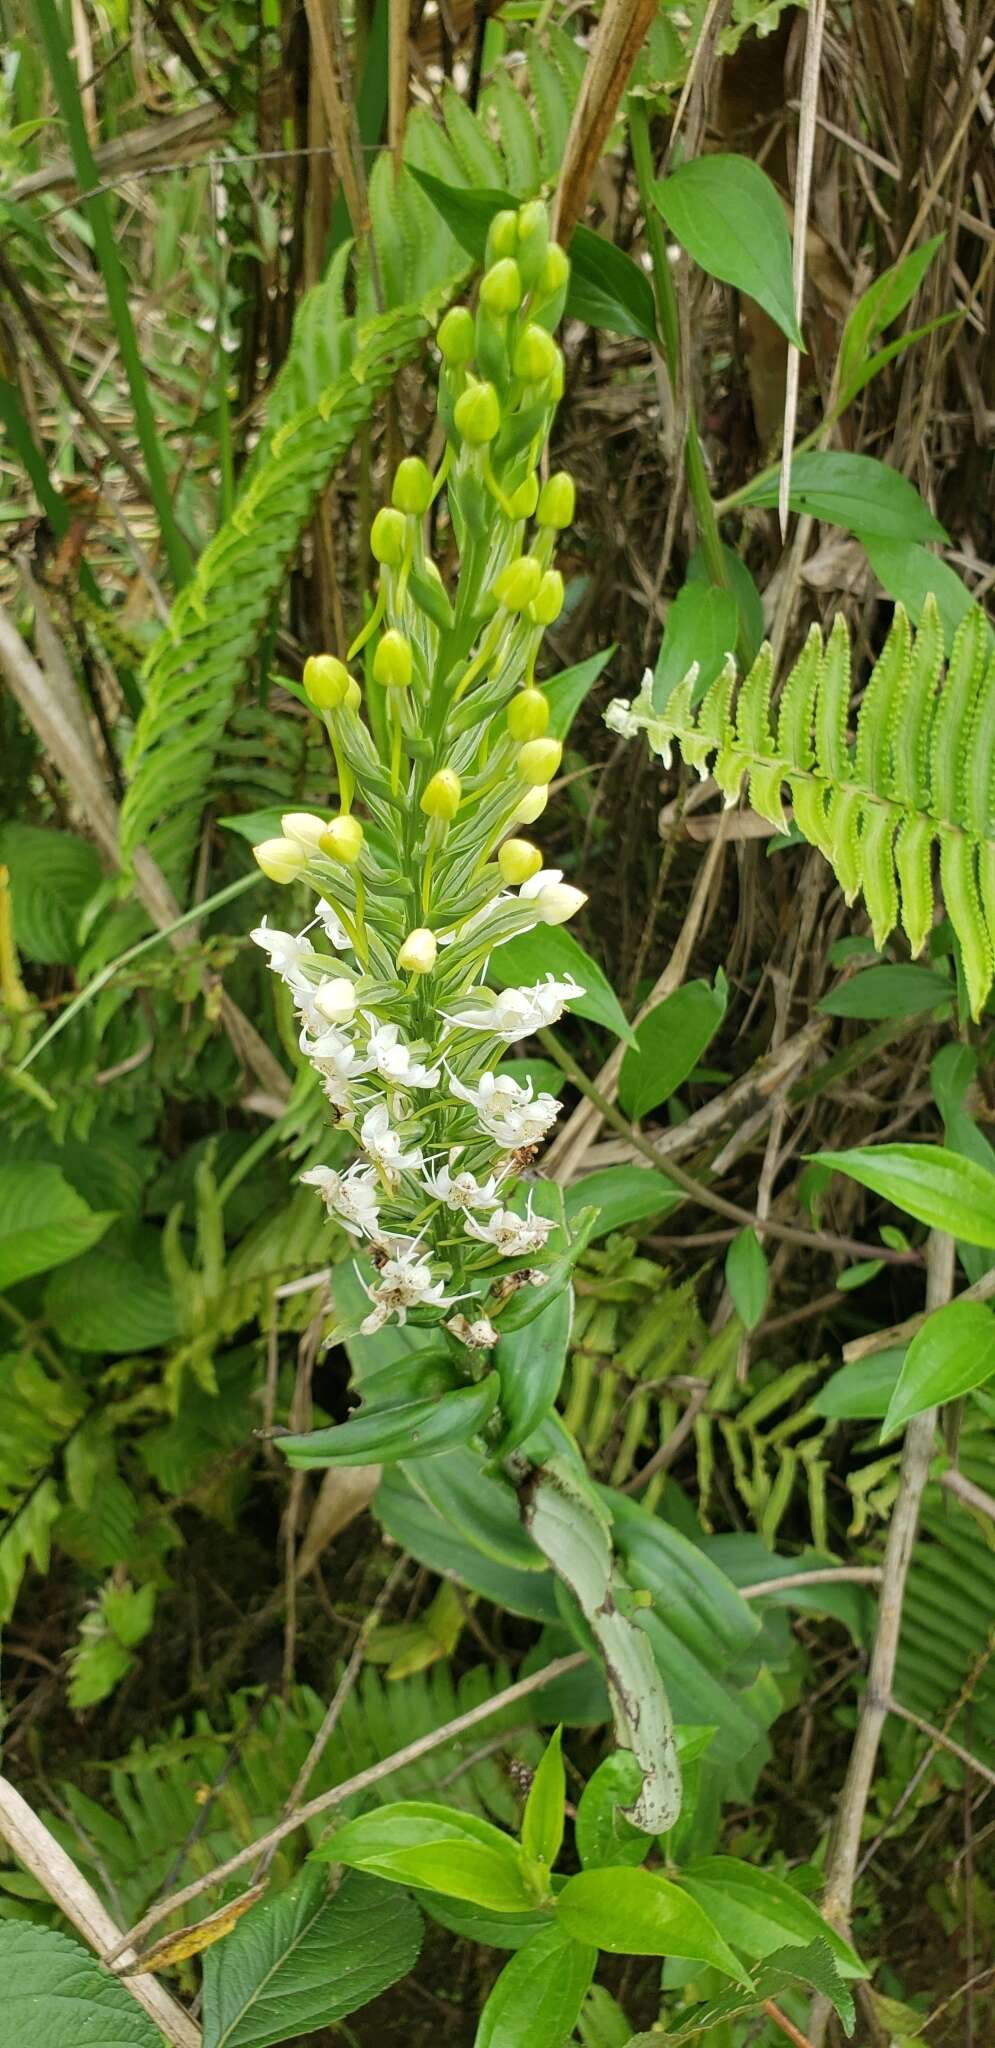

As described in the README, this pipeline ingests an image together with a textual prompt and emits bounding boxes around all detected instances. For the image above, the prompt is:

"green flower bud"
[370,506,407,567]
[506,687,549,741]
[538,244,570,297]
[397,927,438,973]
[392,455,434,516]
[515,199,549,288]
[343,676,362,713]
[486,209,519,264]
[537,471,575,529]
[453,379,501,446]
[254,837,305,884]
[512,324,560,383]
[319,815,365,865]
[480,257,522,315]
[518,736,562,786]
[303,654,351,709]
[372,629,413,688]
[493,555,543,612]
[420,768,462,821]
[507,474,539,519]
[498,836,543,885]
[531,569,564,625]
[438,304,475,365]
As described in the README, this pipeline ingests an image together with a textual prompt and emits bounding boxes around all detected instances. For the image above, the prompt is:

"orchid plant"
[250,201,590,1384]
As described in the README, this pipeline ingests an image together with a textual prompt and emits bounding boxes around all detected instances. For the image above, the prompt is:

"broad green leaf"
[741,452,947,543]
[619,977,727,1120]
[564,1165,680,1238]
[491,926,636,1046]
[545,648,615,742]
[0,1163,115,1290]
[724,1229,768,1331]
[686,544,764,666]
[475,1925,597,2048]
[679,1859,865,1975]
[861,535,993,653]
[0,823,101,963]
[838,235,944,400]
[817,964,951,1019]
[318,1801,534,1912]
[575,1750,650,1871]
[568,224,659,341]
[883,1299,995,1434]
[653,155,802,347]
[524,1460,681,1832]
[556,1866,744,1978]
[278,1374,500,1468]
[652,582,739,712]
[810,1142,995,1246]
[201,1868,421,2048]
[521,1727,565,1870]
[812,1350,904,1421]
[0,1922,161,2047]
[495,1257,571,1454]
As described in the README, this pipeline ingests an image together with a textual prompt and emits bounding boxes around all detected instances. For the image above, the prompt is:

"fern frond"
[644,596,995,1016]
[120,39,579,892]
[52,1664,545,1925]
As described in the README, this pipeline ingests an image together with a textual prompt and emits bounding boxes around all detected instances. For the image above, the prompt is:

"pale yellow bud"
[517,736,563,786]
[498,838,543,885]
[420,769,462,821]
[511,785,549,826]
[319,815,365,865]
[281,812,327,848]
[254,837,304,884]
[397,927,438,974]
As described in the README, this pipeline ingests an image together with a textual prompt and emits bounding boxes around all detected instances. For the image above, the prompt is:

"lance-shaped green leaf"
[521,1727,565,1871]
[475,1925,597,2048]
[522,1458,681,1832]
[810,1144,995,1246]
[556,1866,744,1979]
[277,1375,500,1468]
[882,1299,995,1434]
[316,1800,534,1912]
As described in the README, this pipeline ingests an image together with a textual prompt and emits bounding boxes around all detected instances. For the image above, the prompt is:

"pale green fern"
[624,598,995,1016]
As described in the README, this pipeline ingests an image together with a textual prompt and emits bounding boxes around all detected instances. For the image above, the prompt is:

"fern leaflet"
[615,598,995,1016]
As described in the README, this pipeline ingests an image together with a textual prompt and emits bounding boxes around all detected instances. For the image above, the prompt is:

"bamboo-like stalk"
[33,0,193,588]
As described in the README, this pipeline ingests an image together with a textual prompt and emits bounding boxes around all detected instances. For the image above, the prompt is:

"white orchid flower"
[250,920,315,980]
[449,1069,561,1148]
[420,1151,503,1211]
[299,1164,380,1237]
[359,1246,456,1333]
[463,1201,555,1258]
[363,1016,442,1090]
[360,1101,424,1181]
[444,975,583,1039]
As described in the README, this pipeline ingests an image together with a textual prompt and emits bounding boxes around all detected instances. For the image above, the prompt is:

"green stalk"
[628,99,729,597]
[33,0,193,588]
